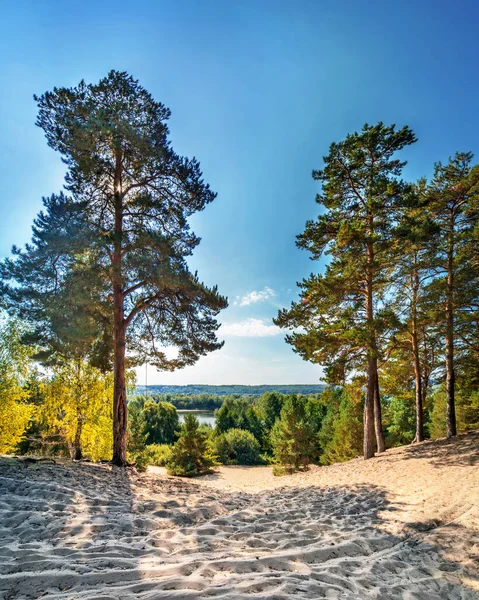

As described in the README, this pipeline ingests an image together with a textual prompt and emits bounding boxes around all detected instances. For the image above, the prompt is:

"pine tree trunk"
[374,367,385,453]
[112,316,127,465]
[111,153,128,466]
[364,357,376,459]
[445,222,456,438]
[411,270,424,443]
[364,242,376,459]
[412,330,424,443]
[445,296,456,438]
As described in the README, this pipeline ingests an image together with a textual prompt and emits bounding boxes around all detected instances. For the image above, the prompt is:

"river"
[177,410,216,427]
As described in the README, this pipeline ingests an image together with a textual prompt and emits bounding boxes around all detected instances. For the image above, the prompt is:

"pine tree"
[167,414,216,477]
[424,153,479,437]
[275,123,416,458]
[390,181,439,442]
[0,71,227,465]
[319,382,363,464]
[270,395,316,471]
[0,194,112,370]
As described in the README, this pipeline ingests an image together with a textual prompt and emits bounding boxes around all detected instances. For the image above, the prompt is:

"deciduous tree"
[0,318,35,453]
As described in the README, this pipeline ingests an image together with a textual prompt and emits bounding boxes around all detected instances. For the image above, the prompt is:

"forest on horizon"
[134,384,326,397]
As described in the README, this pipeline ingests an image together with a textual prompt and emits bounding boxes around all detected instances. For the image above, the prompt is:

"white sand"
[0,431,478,599]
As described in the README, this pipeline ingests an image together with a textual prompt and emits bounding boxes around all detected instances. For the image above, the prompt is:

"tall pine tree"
[275,123,416,458]
[0,71,227,465]
[390,181,438,442]
[424,153,479,437]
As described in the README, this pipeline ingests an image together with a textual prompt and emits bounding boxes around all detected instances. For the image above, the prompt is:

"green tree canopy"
[270,394,317,471]
[142,400,179,445]
[423,153,479,437]
[215,397,262,441]
[0,71,227,464]
[275,122,416,458]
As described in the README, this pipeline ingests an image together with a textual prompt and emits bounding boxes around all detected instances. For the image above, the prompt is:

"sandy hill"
[0,431,478,599]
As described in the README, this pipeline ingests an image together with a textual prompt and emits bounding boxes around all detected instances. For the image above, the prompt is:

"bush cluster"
[214,428,262,465]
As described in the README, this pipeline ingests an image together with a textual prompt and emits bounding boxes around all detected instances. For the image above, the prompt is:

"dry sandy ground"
[0,431,478,600]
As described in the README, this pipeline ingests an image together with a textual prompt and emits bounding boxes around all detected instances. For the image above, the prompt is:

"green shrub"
[272,464,291,476]
[167,414,216,477]
[133,448,150,472]
[146,443,172,466]
[214,428,262,465]
[259,452,276,465]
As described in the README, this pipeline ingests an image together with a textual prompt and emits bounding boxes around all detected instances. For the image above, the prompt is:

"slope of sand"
[0,431,478,599]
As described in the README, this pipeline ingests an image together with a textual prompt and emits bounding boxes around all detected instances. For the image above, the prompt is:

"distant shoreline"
[134,384,325,397]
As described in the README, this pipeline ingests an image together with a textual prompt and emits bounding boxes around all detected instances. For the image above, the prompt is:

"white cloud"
[234,287,276,307]
[220,318,282,338]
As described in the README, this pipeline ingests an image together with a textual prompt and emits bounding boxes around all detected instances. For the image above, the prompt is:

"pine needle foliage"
[275,123,417,458]
[0,71,227,464]
[270,395,316,472]
[167,413,216,477]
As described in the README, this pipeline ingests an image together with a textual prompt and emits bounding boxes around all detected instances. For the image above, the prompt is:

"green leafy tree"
[256,392,284,430]
[40,359,116,461]
[275,123,416,458]
[167,413,216,477]
[270,395,316,472]
[0,71,227,465]
[214,428,262,465]
[142,400,179,445]
[215,397,262,441]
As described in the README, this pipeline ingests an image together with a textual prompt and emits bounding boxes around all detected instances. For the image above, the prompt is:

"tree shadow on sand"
[0,458,247,599]
[0,458,139,599]
[401,430,479,468]
[180,482,479,600]
[0,458,478,599]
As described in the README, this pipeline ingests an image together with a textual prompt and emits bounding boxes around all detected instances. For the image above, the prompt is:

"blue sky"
[1,0,479,385]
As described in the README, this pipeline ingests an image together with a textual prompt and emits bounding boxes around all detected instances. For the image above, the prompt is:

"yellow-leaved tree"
[0,318,35,453]
[41,361,114,461]
[40,361,136,461]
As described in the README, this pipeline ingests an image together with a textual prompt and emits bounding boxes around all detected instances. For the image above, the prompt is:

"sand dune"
[0,431,478,599]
